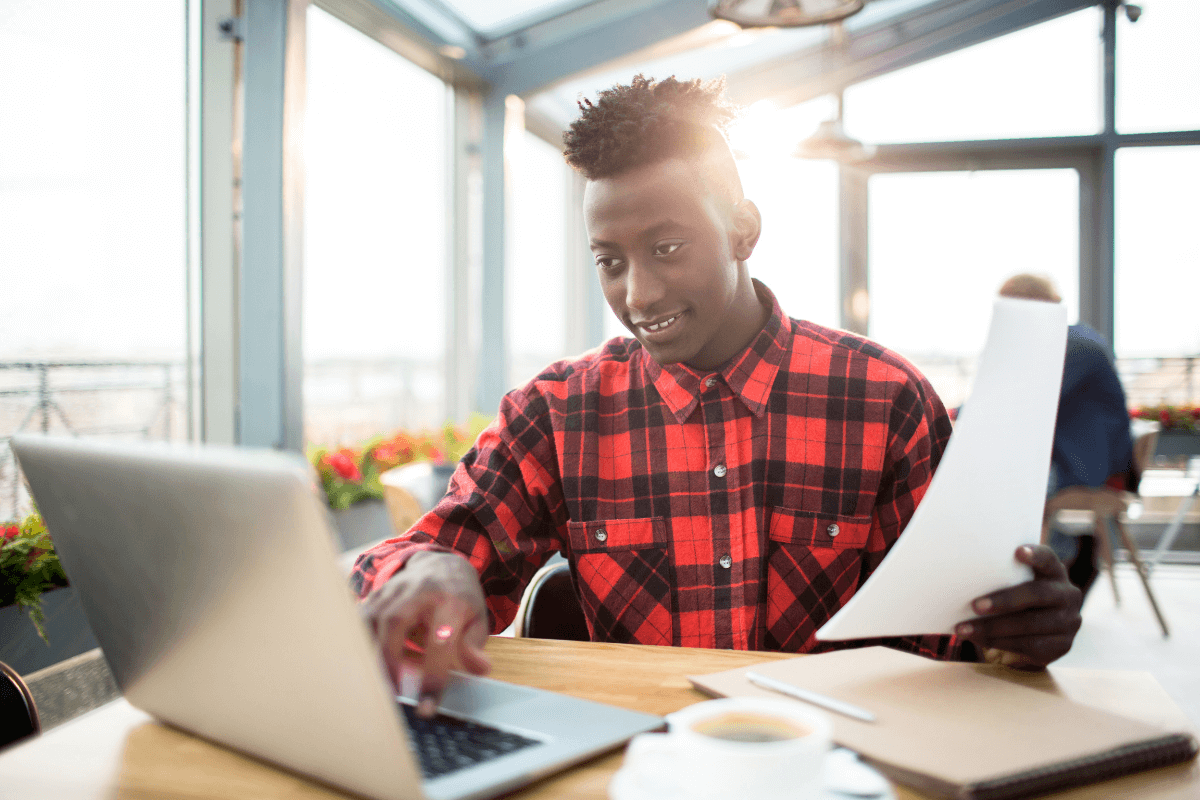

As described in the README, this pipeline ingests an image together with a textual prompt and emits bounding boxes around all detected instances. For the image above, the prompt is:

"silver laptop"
[12,435,661,800]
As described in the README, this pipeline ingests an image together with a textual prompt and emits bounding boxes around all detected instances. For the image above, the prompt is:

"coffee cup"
[610,697,832,800]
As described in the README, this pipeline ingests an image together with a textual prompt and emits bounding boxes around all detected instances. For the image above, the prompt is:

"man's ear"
[731,199,762,263]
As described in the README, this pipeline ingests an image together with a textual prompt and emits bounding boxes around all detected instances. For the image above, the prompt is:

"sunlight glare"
[728,96,836,160]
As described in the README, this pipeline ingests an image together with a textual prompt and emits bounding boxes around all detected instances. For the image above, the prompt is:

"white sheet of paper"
[816,298,1067,640]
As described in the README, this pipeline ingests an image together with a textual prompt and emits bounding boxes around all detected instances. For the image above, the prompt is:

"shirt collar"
[639,280,791,424]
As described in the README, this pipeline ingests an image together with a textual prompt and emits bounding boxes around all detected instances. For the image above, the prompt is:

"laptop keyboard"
[400,703,540,779]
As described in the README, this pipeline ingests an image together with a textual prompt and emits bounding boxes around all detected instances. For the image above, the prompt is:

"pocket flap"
[767,507,871,549]
[567,517,666,553]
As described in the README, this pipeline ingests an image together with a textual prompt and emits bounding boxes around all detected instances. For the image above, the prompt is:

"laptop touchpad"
[440,674,539,715]
[398,668,539,716]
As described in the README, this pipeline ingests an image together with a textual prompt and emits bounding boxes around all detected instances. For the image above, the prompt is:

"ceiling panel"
[437,0,597,37]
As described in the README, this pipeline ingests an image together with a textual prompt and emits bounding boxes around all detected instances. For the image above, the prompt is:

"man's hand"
[956,545,1083,670]
[360,550,492,717]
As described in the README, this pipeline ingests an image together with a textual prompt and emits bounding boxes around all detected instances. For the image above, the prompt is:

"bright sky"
[1,0,1196,378]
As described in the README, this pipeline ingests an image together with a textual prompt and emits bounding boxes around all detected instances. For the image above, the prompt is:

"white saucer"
[608,747,895,800]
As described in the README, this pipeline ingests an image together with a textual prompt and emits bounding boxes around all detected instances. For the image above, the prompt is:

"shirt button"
[827,524,840,538]
[719,554,732,569]
[713,464,727,478]
[704,376,717,388]
[595,529,607,542]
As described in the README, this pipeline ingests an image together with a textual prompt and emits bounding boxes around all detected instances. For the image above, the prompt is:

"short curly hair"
[999,274,1061,303]
[563,75,740,181]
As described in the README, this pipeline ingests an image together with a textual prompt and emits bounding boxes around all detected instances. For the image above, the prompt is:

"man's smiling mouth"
[641,315,678,332]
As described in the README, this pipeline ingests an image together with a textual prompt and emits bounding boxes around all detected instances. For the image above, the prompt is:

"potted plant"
[1130,404,1200,461]
[307,415,491,551]
[1,509,99,675]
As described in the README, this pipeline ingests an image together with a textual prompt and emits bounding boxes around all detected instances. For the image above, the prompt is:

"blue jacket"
[1053,324,1134,490]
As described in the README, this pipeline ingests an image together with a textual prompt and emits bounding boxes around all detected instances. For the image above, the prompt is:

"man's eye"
[595,256,623,272]
[653,242,683,257]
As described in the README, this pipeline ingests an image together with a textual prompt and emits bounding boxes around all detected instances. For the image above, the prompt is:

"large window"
[304,7,450,447]
[507,129,568,388]
[732,96,841,329]
[1114,145,1200,406]
[0,1,188,520]
[1116,0,1200,134]
[738,158,839,329]
[868,169,1080,408]
[844,8,1102,143]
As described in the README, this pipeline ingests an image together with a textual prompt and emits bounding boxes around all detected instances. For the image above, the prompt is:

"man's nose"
[625,261,666,313]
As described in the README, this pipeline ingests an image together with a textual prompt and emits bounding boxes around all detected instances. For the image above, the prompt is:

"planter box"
[1155,430,1200,460]
[0,586,99,676]
[329,498,397,553]
[330,464,456,554]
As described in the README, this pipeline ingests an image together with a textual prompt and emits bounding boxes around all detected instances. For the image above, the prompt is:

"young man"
[355,76,1082,717]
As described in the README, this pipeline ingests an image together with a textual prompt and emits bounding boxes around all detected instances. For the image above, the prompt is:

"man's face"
[584,158,760,370]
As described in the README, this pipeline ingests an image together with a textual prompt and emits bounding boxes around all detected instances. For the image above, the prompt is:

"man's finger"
[957,606,1081,642]
[1015,544,1070,580]
[971,579,1080,618]
[978,634,1076,668]
[417,603,478,718]
[456,617,493,677]
[381,611,425,691]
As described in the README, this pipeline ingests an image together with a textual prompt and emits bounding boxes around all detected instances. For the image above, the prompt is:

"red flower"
[1159,409,1172,424]
[372,443,397,465]
[2,524,19,541]
[1192,408,1200,420]
[328,451,362,482]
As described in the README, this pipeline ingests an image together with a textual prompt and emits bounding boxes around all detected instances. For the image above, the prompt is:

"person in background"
[353,77,1083,718]
[998,274,1136,596]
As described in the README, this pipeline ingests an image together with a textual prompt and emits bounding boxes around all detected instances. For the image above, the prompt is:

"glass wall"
[732,96,841,329]
[1114,146,1200,406]
[868,169,1080,408]
[1116,0,1200,134]
[304,6,450,448]
[507,130,568,388]
[738,158,839,329]
[0,1,188,520]
[844,8,1102,143]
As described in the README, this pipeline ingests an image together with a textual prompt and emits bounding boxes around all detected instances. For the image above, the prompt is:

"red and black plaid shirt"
[353,283,962,660]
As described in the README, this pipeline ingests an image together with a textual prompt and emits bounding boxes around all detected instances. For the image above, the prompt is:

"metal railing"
[905,354,1199,412]
[0,361,185,520]
[0,357,445,520]
[4,354,1195,522]
[1116,356,1200,409]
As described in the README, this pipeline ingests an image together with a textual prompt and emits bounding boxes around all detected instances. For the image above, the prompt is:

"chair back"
[1130,430,1160,488]
[0,660,40,750]
[513,561,590,641]
[1044,486,1130,520]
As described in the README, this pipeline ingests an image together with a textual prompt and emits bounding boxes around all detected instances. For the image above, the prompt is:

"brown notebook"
[689,647,1197,800]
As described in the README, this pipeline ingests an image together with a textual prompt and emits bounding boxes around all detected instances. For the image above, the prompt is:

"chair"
[380,462,457,538]
[1040,433,1169,637]
[0,660,40,750]
[512,561,590,641]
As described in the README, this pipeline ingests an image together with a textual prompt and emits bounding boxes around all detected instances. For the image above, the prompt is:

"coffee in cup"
[610,697,832,800]
[690,711,813,743]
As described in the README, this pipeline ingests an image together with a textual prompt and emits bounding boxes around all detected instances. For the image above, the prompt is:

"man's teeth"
[646,316,677,332]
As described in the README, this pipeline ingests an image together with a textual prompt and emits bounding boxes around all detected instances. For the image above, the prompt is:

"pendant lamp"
[709,0,865,28]
[793,93,875,163]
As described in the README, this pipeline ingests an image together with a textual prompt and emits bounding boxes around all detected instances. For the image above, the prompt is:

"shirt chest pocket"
[566,517,674,646]
[762,507,872,652]
[767,508,872,550]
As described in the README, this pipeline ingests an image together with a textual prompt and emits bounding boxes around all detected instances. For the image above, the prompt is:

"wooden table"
[1,637,1196,799]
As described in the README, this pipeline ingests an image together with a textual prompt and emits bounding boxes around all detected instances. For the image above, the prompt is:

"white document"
[816,298,1067,640]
